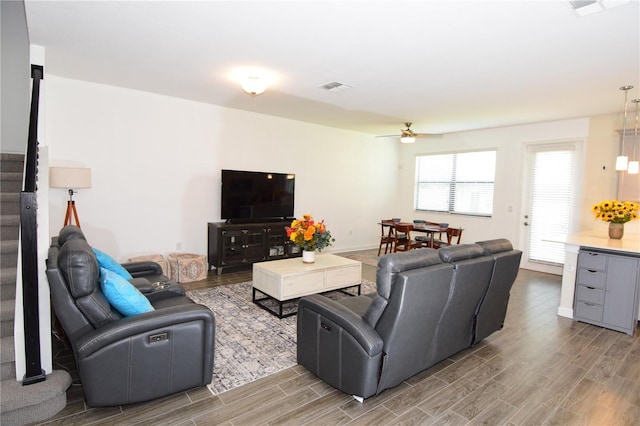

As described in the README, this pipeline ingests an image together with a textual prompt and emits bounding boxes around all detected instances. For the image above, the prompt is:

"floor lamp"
[49,167,92,228]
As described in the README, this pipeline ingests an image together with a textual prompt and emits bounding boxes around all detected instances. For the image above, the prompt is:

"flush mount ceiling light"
[616,85,633,171]
[241,74,267,96]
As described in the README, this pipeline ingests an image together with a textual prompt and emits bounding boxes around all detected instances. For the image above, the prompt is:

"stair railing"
[20,64,46,385]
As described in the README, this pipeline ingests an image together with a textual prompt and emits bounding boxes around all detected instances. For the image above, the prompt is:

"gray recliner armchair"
[297,248,455,399]
[45,225,215,407]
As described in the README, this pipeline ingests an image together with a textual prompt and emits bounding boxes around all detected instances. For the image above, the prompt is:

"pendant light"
[615,85,633,171]
[628,98,640,175]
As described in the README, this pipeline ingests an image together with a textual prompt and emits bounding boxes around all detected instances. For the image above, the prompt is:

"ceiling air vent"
[319,81,353,92]
[569,0,629,16]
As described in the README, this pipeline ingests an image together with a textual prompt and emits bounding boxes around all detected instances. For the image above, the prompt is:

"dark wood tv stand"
[207,220,301,275]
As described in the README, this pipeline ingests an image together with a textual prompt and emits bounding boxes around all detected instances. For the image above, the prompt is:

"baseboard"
[557,306,573,319]
[332,245,378,254]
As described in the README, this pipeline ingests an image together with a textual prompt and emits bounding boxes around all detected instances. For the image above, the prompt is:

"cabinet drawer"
[282,271,324,299]
[577,251,607,271]
[575,285,605,304]
[325,265,361,291]
[574,301,604,323]
[576,268,606,289]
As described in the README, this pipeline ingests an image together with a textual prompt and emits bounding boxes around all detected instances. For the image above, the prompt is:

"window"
[415,150,496,216]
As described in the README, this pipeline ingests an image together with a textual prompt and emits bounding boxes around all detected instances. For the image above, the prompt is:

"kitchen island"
[559,231,640,333]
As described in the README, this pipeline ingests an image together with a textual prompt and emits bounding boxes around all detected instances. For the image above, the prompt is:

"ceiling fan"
[376,123,435,143]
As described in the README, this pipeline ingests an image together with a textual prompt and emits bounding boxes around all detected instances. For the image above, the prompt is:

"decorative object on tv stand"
[591,199,639,239]
[628,98,639,174]
[616,85,633,171]
[285,214,335,264]
[49,166,92,228]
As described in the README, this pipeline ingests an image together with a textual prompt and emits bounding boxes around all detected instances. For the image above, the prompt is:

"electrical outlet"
[176,242,182,250]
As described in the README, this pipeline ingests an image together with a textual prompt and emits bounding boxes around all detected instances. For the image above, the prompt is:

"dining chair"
[378,220,395,255]
[434,227,464,249]
[393,223,422,252]
[412,220,430,247]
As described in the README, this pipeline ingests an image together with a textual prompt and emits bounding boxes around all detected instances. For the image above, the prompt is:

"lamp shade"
[615,155,629,171]
[49,167,92,189]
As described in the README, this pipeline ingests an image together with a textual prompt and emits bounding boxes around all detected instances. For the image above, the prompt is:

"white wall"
[45,74,635,262]
[584,114,640,235]
[0,0,31,154]
[45,75,398,261]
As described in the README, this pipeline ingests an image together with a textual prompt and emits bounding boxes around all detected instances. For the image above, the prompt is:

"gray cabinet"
[574,248,640,335]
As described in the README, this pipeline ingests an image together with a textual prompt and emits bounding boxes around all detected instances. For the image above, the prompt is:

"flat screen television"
[221,169,295,222]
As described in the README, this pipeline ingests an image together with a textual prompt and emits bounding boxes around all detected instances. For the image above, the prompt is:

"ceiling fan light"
[241,75,267,96]
[400,136,416,144]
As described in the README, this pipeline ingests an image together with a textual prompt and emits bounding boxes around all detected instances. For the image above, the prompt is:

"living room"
[5,1,638,260]
[2,0,639,424]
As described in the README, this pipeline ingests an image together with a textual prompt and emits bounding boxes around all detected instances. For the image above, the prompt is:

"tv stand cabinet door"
[242,227,268,263]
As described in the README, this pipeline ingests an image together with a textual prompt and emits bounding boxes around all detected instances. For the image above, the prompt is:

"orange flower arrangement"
[286,214,334,252]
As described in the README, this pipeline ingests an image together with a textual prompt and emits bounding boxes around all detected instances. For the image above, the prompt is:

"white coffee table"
[252,253,362,318]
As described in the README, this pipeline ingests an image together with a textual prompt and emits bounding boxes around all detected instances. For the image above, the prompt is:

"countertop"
[564,230,640,255]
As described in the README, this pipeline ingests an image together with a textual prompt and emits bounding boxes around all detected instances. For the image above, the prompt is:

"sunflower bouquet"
[592,200,639,224]
[286,214,334,252]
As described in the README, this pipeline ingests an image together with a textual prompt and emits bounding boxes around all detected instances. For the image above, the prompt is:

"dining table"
[380,221,449,249]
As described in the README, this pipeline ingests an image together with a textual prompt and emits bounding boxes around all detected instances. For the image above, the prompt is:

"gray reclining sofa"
[297,239,521,400]
[45,225,216,407]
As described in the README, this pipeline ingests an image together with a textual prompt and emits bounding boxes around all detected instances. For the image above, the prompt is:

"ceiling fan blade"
[375,132,441,138]
[376,122,443,138]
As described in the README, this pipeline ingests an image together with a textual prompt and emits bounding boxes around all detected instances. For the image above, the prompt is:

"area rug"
[339,249,380,267]
[186,280,377,395]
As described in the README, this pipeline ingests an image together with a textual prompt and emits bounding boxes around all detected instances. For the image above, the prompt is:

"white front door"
[520,142,582,274]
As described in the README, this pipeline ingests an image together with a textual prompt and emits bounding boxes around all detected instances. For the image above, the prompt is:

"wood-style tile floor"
[36,251,640,425]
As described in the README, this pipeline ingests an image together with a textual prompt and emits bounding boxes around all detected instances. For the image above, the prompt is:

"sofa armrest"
[122,261,163,278]
[298,294,383,356]
[73,302,215,406]
[128,277,154,294]
[75,303,214,358]
[297,294,384,399]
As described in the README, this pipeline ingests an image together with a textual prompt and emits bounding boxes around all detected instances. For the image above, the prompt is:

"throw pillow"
[93,247,133,280]
[99,267,154,316]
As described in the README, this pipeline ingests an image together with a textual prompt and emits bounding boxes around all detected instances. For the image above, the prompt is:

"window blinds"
[527,148,575,265]
[415,150,496,216]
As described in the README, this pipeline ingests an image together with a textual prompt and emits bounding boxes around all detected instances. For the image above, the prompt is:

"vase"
[608,222,624,239]
[302,250,315,264]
